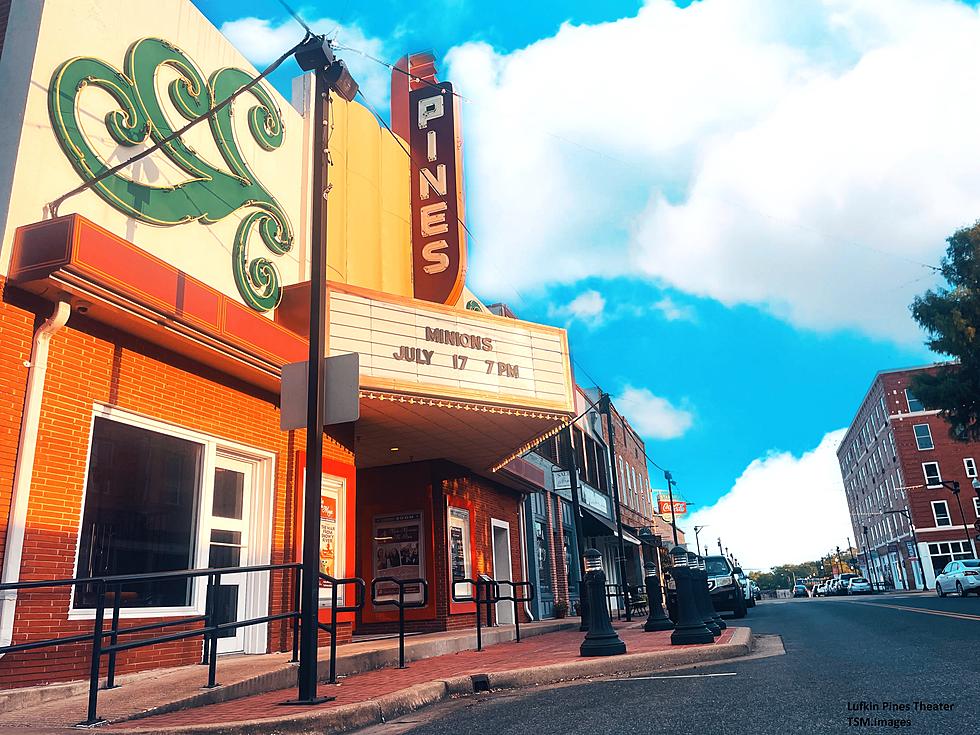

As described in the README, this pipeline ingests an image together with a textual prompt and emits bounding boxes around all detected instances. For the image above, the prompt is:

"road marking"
[854,601,980,622]
[612,672,738,681]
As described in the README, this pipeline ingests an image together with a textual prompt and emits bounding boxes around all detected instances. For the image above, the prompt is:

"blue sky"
[193,0,980,567]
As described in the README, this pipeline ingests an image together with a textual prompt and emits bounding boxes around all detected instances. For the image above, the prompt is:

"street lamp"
[693,525,706,556]
[292,35,358,706]
[938,480,976,559]
[861,525,881,592]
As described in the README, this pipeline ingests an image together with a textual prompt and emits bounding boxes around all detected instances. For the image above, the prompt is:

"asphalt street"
[361,593,980,735]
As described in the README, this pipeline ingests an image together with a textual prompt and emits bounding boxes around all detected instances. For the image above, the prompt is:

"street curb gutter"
[109,628,752,735]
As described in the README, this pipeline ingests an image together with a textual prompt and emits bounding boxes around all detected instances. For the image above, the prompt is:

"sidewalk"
[105,623,751,735]
[0,619,575,730]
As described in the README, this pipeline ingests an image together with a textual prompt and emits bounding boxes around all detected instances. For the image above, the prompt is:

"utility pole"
[663,471,679,546]
[601,393,632,621]
[291,36,359,705]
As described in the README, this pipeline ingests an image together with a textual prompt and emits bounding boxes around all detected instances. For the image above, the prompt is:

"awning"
[580,507,641,546]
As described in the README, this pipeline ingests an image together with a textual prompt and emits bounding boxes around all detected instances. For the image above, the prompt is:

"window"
[75,417,202,609]
[973,497,980,519]
[927,540,973,576]
[965,458,977,478]
[905,388,924,413]
[534,521,551,591]
[913,424,934,450]
[932,500,951,527]
[922,462,942,488]
[887,431,897,458]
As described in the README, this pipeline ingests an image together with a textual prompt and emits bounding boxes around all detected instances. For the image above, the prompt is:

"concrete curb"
[109,627,752,735]
[110,621,578,724]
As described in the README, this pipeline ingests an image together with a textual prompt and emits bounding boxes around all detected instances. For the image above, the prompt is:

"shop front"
[0,0,573,687]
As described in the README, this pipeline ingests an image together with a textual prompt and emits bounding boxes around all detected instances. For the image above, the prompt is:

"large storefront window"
[927,541,973,577]
[75,417,202,608]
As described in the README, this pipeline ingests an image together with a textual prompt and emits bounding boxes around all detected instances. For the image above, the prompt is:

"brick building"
[0,0,573,687]
[837,366,980,591]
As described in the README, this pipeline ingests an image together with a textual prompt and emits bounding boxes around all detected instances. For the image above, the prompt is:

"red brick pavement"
[112,624,735,729]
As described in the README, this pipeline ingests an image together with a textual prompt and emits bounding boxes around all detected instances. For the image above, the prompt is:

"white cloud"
[652,296,696,322]
[614,386,693,439]
[550,288,606,326]
[683,430,853,571]
[446,0,980,343]
[219,16,392,109]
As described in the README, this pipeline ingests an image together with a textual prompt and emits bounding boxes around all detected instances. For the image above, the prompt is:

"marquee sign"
[47,37,293,313]
[328,285,572,412]
[409,81,467,305]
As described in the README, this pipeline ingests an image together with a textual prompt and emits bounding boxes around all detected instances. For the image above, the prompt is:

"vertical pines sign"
[409,81,467,305]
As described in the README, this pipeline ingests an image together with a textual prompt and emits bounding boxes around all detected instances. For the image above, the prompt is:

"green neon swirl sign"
[48,38,293,312]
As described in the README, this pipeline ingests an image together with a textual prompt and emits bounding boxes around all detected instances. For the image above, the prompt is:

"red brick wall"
[882,371,980,540]
[0,285,353,687]
[0,278,33,566]
[357,462,528,634]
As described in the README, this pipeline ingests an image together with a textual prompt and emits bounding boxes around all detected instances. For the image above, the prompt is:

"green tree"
[910,221,980,440]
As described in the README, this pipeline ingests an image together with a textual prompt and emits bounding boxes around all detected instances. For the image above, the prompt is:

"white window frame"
[974,496,980,519]
[965,458,977,479]
[905,388,924,413]
[922,461,942,488]
[68,404,276,631]
[913,424,933,451]
[932,500,952,527]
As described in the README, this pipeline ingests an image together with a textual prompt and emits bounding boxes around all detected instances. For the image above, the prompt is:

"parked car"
[751,581,761,601]
[813,582,827,596]
[792,583,809,598]
[706,557,749,617]
[736,569,755,608]
[847,577,872,595]
[935,559,980,597]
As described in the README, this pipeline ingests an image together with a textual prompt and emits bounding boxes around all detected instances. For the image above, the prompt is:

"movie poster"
[314,476,345,606]
[448,506,472,599]
[372,512,424,603]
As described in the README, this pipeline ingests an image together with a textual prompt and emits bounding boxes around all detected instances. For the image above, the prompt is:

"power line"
[47,34,312,217]
[274,0,314,36]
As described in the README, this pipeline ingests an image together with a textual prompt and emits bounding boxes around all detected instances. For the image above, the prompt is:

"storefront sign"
[552,470,571,490]
[372,512,425,603]
[329,285,573,411]
[47,37,294,313]
[906,540,917,560]
[409,83,466,305]
[658,498,687,516]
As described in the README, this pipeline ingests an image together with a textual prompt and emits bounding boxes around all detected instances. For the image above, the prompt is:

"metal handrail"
[316,573,366,685]
[0,562,301,726]
[371,577,429,668]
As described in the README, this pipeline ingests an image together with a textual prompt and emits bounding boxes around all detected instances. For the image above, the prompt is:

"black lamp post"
[939,480,976,559]
[862,525,881,592]
[579,549,627,656]
[291,36,359,706]
[693,525,706,558]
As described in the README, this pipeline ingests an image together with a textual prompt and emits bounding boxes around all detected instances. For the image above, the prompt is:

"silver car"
[847,577,872,595]
[935,559,980,597]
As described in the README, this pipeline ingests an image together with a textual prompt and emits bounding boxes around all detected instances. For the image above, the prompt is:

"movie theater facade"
[0,0,573,687]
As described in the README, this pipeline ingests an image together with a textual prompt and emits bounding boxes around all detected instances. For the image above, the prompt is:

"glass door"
[206,455,253,654]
